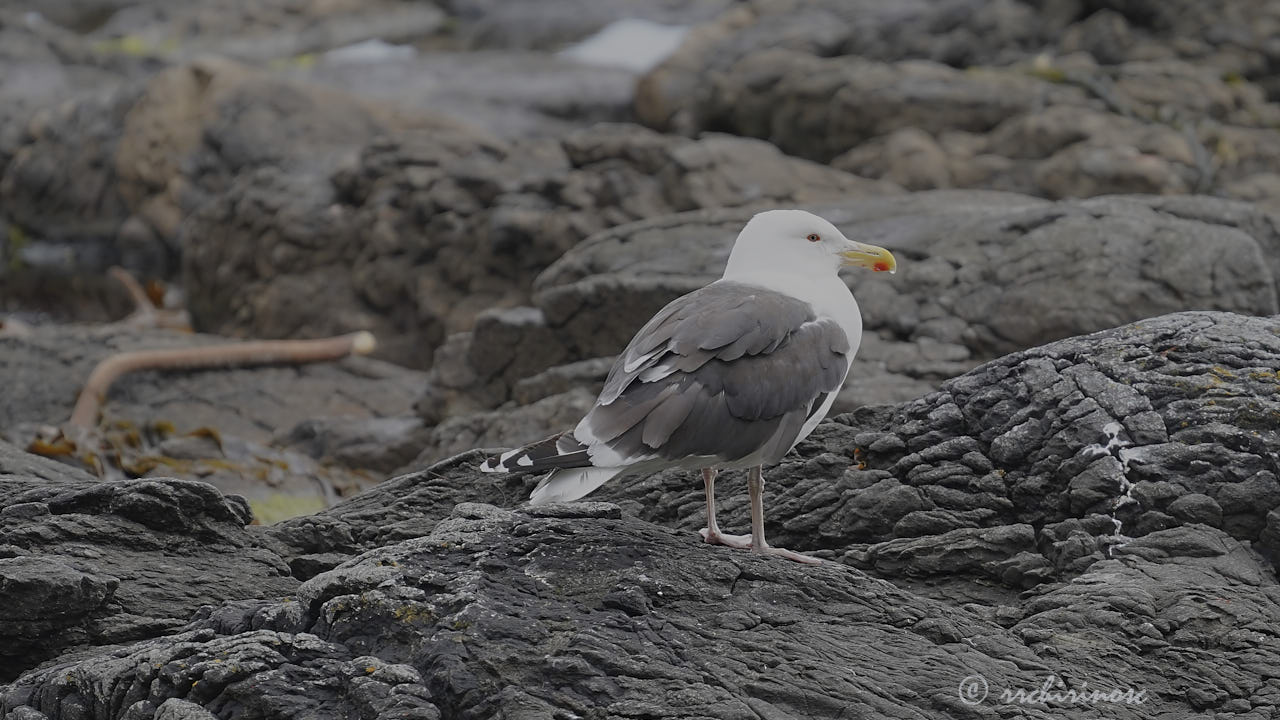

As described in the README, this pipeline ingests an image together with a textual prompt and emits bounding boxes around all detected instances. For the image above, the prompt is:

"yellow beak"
[839,242,897,274]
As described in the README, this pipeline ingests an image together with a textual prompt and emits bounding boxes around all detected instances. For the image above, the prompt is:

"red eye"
[806,233,821,242]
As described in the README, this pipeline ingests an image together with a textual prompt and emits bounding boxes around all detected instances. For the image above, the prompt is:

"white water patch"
[322,39,417,65]
[1081,422,1139,551]
[559,19,689,73]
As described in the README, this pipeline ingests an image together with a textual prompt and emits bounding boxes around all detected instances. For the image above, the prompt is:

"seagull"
[480,209,896,563]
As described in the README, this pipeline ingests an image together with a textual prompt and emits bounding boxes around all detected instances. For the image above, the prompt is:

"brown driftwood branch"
[109,266,192,331]
[68,331,377,428]
[108,266,153,313]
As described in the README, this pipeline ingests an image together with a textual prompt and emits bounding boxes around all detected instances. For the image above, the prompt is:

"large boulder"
[0,442,297,682]
[586,310,1280,601]
[7,499,1279,717]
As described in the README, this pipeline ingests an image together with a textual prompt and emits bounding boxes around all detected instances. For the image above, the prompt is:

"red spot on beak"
[873,262,891,272]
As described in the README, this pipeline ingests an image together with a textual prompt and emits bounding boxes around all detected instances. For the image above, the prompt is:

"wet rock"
[0,501,1051,719]
[1009,525,1280,713]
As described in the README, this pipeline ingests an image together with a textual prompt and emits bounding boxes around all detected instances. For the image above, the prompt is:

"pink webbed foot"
[698,529,822,564]
[753,544,822,565]
[699,527,753,549]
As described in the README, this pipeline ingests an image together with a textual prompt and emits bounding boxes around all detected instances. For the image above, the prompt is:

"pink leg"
[746,466,820,565]
[698,467,751,549]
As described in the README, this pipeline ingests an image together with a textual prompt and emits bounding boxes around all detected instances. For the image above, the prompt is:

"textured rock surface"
[534,193,1279,359]
[576,311,1280,586]
[3,311,1279,716]
[6,505,1278,717]
[0,441,297,682]
[5,3,1280,713]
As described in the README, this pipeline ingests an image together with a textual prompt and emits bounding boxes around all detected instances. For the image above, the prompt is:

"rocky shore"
[2,1,1279,718]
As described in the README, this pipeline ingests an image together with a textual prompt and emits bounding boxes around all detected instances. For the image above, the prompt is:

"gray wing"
[579,281,851,466]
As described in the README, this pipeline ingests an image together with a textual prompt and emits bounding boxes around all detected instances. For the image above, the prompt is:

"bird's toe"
[699,528,753,549]
[754,545,822,565]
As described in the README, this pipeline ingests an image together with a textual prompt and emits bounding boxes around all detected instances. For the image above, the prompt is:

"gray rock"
[511,356,614,406]
[3,628,440,720]
[1166,493,1224,527]
[185,121,893,370]
[275,415,431,474]
[0,440,297,681]
[9,504,1279,718]
[0,81,144,321]
[0,56,451,324]
[5,311,1280,716]
[1010,525,1280,713]
[661,48,1082,163]
[1078,0,1280,85]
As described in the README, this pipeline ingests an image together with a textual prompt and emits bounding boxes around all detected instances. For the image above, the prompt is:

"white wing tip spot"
[517,455,533,467]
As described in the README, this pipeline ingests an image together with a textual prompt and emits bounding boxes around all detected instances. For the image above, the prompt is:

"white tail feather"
[529,467,621,505]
